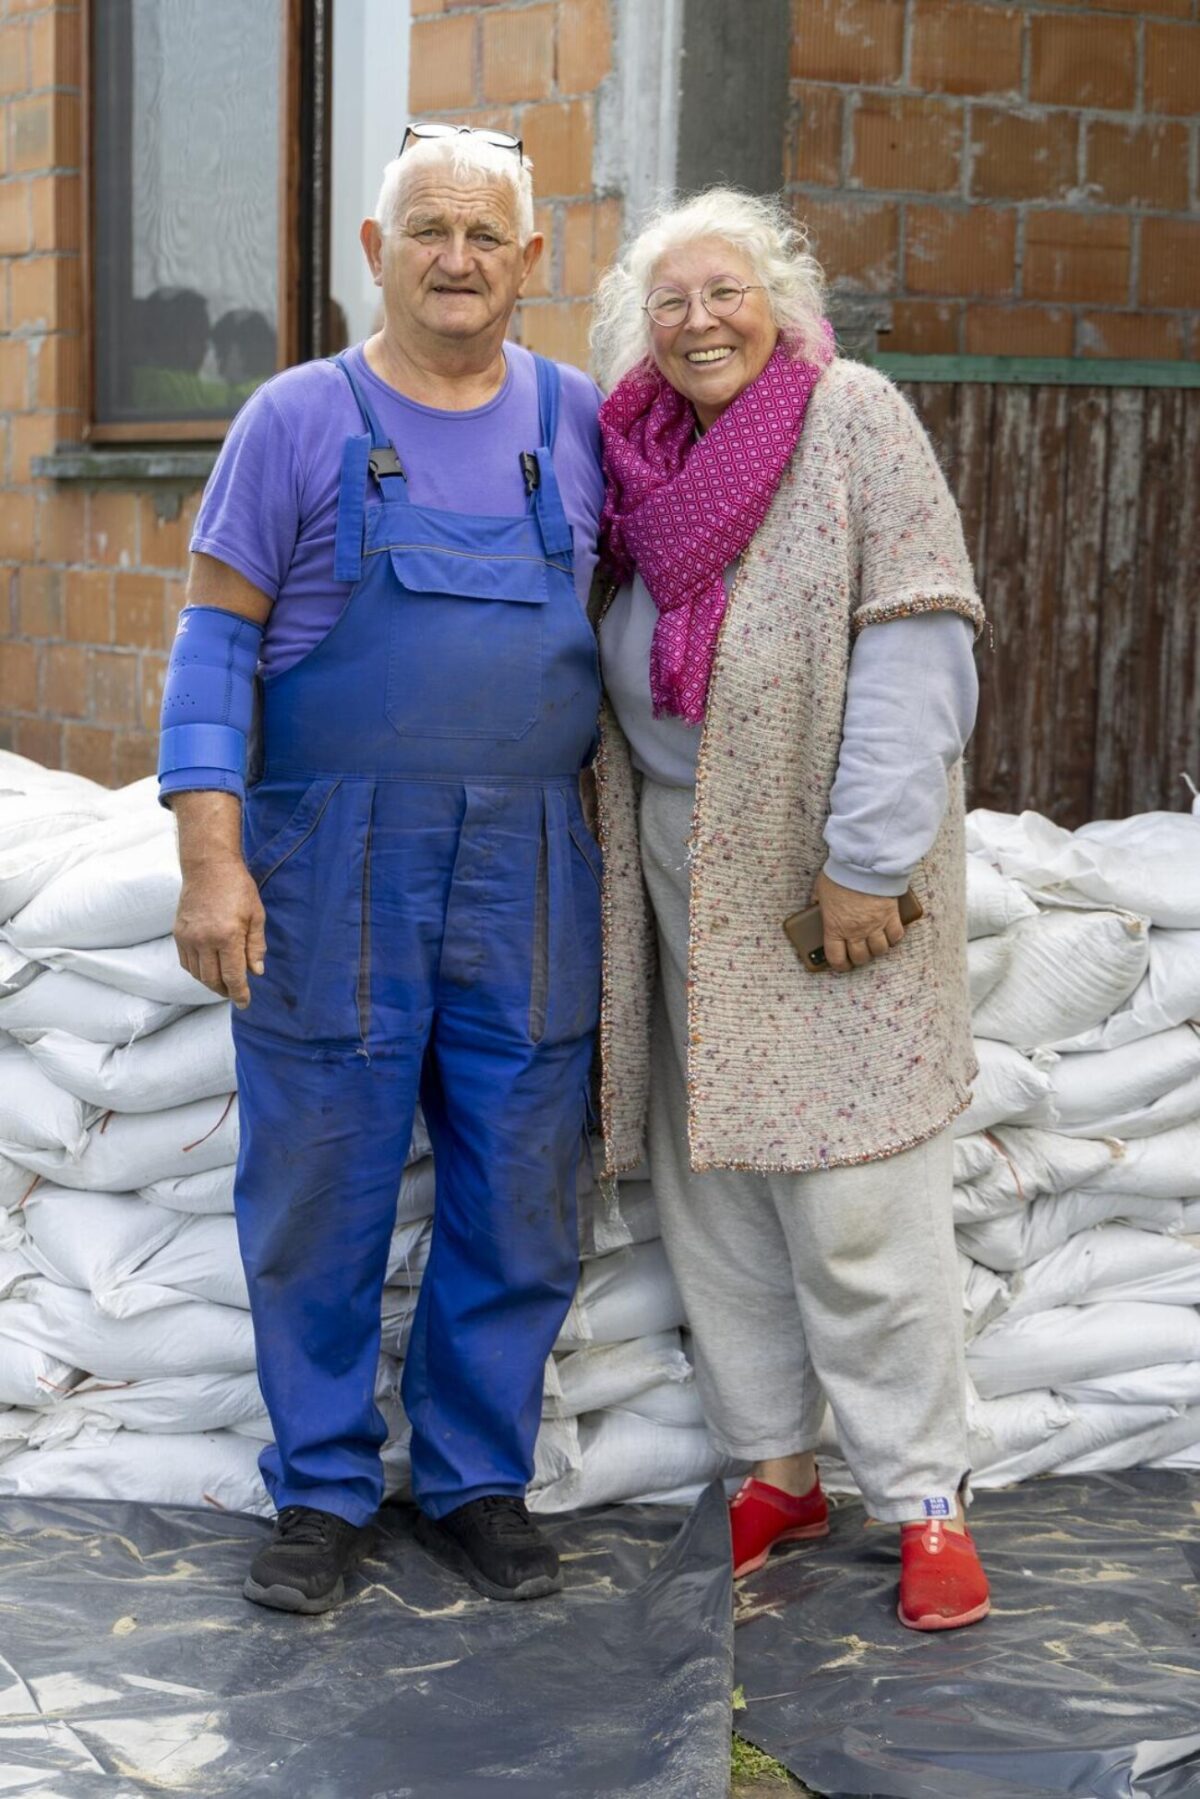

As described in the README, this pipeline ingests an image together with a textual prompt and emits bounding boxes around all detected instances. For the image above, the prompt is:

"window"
[327,2,410,352]
[86,0,298,441]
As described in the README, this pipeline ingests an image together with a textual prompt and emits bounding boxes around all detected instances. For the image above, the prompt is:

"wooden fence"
[898,379,1200,829]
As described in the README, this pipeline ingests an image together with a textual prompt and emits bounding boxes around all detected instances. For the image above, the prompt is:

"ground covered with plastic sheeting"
[733,1471,1200,1799]
[0,1484,732,1799]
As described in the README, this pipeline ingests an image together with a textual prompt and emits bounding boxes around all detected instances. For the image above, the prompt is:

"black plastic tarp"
[0,1484,732,1798]
[733,1470,1200,1799]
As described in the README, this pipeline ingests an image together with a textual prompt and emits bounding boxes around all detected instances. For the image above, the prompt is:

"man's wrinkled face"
[363,170,542,347]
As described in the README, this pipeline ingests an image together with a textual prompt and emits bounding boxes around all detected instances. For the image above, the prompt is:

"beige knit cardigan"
[592,356,986,1177]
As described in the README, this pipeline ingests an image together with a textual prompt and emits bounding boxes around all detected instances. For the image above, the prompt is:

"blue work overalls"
[231,352,602,1525]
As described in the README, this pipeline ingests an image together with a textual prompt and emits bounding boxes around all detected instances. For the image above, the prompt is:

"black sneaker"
[414,1496,562,1601]
[243,1505,378,1614]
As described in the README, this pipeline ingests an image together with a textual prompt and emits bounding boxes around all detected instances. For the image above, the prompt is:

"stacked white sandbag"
[956,797,1200,1484]
[0,754,712,1515]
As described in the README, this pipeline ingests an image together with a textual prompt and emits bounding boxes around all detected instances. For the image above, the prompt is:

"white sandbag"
[0,1279,256,1379]
[5,1093,239,1191]
[989,1127,1123,1199]
[955,1038,1056,1136]
[1059,1362,1200,1409]
[531,1415,582,1488]
[0,811,117,922]
[959,1253,1014,1338]
[967,806,1200,929]
[0,968,184,1043]
[966,1388,1073,1465]
[0,1407,37,1464]
[1085,1124,1200,1200]
[957,1190,1184,1272]
[0,943,37,996]
[1055,1404,1200,1475]
[394,1155,437,1225]
[0,1245,33,1294]
[617,1380,705,1429]
[965,856,1039,940]
[1071,812,1200,929]
[0,1428,271,1515]
[6,819,182,951]
[971,905,1149,1050]
[1058,1070,1200,1141]
[967,933,1013,1009]
[27,936,220,1006]
[1041,1026,1200,1132]
[139,1165,235,1215]
[529,1410,724,1514]
[556,1239,685,1348]
[0,1153,37,1212]
[0,749,110,804]
[1004,1224,1200,1320]
[20,1185,184,1295]
[18,1004,236,1114]
[967,1300,1200,1399]
[98,1215,248,1317]
[0,1040,94,1155]
[971,1402,1178,1487]
[0,1329,80,1407]
[545,1331,691,1420]
[31,1371,265,1442]
[383,1218,433,1288]
[379,1286,419,1358]
[1050,929,1200,1052]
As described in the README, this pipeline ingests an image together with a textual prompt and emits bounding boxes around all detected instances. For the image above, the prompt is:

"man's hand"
[170,791,265,1009]
[812,868,905,974]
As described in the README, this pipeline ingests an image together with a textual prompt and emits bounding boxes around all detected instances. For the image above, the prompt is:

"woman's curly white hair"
[590,188,827,392]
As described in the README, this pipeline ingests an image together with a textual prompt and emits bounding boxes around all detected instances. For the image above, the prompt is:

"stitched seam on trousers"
[529,815,549,1044]
[357,790,375,1048]
[253,780,342,890]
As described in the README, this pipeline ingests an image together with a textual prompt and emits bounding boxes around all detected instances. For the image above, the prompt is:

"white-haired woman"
[589,189,991,1631]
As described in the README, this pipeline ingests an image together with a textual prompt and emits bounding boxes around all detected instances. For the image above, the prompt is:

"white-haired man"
[158,126,605,1612]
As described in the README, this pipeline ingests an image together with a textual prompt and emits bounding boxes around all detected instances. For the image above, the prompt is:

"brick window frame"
[80,0,315,445]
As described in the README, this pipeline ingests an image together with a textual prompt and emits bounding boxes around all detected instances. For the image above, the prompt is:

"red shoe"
[898,1520,990,1631]
[730,1475,829,1578]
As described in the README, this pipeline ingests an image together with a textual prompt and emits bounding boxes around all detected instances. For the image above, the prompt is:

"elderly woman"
[589,189,990,1632]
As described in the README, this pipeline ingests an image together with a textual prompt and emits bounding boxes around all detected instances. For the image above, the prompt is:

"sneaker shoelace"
[276,1506,337,1547]
[473,1497,539,1544]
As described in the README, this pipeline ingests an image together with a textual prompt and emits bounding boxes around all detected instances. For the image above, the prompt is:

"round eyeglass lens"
[644,277,749,327]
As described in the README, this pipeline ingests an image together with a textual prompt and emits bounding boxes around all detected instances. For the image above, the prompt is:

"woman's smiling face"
[645,237,778,430]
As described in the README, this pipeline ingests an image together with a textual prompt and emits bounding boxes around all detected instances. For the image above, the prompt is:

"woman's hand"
[812,868,905,973]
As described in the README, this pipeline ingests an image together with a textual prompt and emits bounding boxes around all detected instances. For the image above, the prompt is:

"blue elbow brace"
[157,606,264,806]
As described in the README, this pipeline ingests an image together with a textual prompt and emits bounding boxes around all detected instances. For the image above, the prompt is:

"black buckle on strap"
[520,451,540,496]
[368,446,406,481]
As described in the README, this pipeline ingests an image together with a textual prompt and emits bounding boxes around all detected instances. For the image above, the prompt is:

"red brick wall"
[410,0,620,368]
[788,0,1200,358]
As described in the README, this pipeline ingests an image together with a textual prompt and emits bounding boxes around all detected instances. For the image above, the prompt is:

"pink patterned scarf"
[598,326,835,723]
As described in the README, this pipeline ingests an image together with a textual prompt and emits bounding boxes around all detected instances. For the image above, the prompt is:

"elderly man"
[158,126,605,1612]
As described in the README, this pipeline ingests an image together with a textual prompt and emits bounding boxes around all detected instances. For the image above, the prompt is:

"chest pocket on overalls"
[381,516,550,742]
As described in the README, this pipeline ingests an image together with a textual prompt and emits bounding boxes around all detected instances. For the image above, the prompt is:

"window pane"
[328,1,410,353]
[92,0,283,426]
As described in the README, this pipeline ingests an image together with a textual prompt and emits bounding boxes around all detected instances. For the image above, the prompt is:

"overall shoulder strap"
[530,355,574,559]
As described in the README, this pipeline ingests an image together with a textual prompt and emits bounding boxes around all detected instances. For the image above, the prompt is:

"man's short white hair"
[375,134,535,245]
[590,187,828,391]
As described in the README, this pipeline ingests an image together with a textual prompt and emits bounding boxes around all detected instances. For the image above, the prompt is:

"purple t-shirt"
[191,342,604,679]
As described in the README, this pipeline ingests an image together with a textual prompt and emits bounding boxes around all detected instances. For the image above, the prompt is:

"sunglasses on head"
[400,122,525,160]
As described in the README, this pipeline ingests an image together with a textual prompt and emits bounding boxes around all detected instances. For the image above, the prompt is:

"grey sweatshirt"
[598,571,979,898]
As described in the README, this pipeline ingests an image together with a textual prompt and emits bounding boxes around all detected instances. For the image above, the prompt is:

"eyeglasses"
[400,122,525,160]
[642,277,766,329]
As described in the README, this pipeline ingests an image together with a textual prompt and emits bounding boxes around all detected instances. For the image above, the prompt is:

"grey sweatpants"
[640,779,971,1523]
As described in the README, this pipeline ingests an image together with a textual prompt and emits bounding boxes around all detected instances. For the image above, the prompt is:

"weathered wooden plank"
[1130,389,1181,814]
[1093,388,1145,820]
[905,381,957,485]
[1162,392,1200,804]
[1017,385,1071,817]
[952,383,993,588]
[971,385,1032,814]
[1049,389,1108,828]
